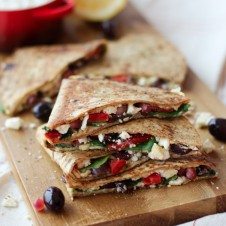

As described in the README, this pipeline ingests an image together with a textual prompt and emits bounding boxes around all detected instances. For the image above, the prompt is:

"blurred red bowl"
[0,0,74,51]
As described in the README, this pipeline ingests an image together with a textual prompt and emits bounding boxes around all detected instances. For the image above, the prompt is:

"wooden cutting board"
[1,3,226,226]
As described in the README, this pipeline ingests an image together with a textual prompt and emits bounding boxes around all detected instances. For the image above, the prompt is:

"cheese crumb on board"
[5,117,23,130]
[194,112,214,128]
[1,195,18,208]
[202,139,215,154]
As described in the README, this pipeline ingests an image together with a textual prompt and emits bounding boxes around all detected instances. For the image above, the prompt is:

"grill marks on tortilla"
[47,77,189,130]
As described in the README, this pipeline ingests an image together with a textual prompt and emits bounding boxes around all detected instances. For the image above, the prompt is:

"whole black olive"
[32,101,53,122]
[101,20,117,40]
[170,144,192,155]
[208,118,226,142]
[43,186,65,212]
[91,162,110,177]
[115,182,127,193]
[113,151,131,160]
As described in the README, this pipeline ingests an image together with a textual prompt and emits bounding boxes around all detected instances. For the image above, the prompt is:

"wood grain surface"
[1,3,226,226]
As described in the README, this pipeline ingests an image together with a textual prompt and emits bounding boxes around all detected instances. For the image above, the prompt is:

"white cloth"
[1,1,226,225]
[131,0,226,91]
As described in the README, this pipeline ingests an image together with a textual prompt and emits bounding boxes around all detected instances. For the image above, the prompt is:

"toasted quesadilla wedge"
[37,117,205,180]
[0,40,107,115]
[65,158,217,198]
[44,76,190,144]
[76,33,187,89]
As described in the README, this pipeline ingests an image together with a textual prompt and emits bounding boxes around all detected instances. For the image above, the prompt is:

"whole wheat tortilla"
[36,117,204,180]
[66,173,216,197]
[76,33,187,84]
[0,40,106,115]
[65,158,215,190]
[46,76,189,141]
[42,117,202,153]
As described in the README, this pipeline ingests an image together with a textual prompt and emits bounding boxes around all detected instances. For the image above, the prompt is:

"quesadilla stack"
[76,33,187,89]
[43,76,189,144]
[37,117,205,180]
[36,76,217,199]
[0,40,106,115]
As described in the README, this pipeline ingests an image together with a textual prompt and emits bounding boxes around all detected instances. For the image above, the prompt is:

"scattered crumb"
[210,181,215,185]
[5,117,23,130]
[0,126,6,131]
[26,214,32,221]
[35,155,43,161]
[216,187,219,190]
[29,123,36,129]
[53,170,57,173]
[194,112,214,128]
[28,152,32,156]
[202,139,215,154]
[1,195,18,208]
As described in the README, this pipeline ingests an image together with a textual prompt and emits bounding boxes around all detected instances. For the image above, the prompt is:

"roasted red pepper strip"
[110,74,130,83]
[107,134,151,151]
[45,130,61,143]
[110,159,126,175]
[143,173,162,185]
[88,112,109,123]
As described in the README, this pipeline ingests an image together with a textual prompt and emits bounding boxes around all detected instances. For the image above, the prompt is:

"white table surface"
[1,1,226,225]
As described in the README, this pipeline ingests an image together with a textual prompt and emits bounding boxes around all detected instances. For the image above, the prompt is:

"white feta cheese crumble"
[194,112,214,128]
[170,87,185,96]
[127,104,141,115]
[123,117,130,122]
[103,106,117,114]
[168,176,186,186]
[2,195,18,208]
[83,159,91,167]
[5,117,23,130]
[116,185,127,193]
[81,115,89,130]
[137,77,158,86]
[158,138,170,151]
[98,134,104,142]
[28,123,36,129]
[157,169,178,179]
[78,138,88,144]
[56,124,70,134]
[128,150,133,154]
[202,139,215,154]
[131,155,138,162]
[78,144,90,150]
[119,131,130,140]
[148,143,170,160]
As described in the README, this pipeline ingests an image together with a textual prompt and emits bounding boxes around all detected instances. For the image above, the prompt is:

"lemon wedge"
[75,0,128,21]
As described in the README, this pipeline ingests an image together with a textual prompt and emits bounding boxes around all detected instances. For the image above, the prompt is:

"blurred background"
[0,1,226,225]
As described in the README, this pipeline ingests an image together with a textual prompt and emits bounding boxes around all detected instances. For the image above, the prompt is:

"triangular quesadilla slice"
[76,33,187,89]
[65,158,217,198]
[37,117,204,180]
[44,76,190,144]
[0,40,106,115]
